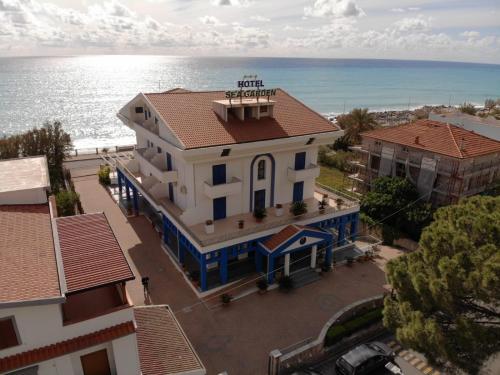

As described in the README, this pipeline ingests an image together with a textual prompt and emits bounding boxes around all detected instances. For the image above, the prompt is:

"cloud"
[461,30,480,39]
[211,0,251,6]
[250,15,270,22]
[304,0,364,18]
[199,15,225,26]
[394,16,431,33]
[391,7,420,13]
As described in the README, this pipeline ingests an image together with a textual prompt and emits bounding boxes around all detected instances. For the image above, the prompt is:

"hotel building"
[0,156,205,375]
[348,119,500,206]
[115,86,361,292]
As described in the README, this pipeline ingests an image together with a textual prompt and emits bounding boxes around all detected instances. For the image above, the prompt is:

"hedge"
[325,307,383,346]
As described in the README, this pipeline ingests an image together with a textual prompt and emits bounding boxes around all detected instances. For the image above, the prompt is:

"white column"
[284,253,290,276]
[310,245,317,268]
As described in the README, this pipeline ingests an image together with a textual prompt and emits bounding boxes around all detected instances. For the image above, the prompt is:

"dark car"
[335,342,395,375]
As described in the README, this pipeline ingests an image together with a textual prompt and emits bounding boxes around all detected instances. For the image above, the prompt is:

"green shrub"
[55,190,79,217]
[98,165,111,185]
[325,307,383,346]
[318,148,353,172]
[290,200,307,216]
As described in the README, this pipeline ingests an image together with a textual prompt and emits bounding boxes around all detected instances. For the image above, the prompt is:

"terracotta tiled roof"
[0,204,61,303]
[0,322,135,373]
[134,305,205,375]
[144,89,338,149]
[263,225,301,252]
[55,213,134,293]
[362,119,500,159]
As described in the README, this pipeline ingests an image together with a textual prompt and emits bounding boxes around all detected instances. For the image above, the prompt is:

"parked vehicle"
[335,341,395,375]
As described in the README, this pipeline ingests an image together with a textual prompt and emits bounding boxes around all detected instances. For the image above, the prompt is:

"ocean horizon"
[1,55,499,149]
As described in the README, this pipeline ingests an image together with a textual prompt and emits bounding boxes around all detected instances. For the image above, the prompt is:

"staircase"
[290,268,321,288]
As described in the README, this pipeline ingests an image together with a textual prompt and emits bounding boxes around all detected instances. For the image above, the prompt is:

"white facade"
[118,94,331,228]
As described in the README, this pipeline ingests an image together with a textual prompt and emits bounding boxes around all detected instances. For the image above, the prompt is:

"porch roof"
[261,224,332,254]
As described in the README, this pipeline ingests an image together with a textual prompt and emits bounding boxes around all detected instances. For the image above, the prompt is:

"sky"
[0,0,499,63]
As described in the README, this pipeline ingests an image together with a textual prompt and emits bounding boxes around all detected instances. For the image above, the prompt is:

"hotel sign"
[225,75,277,99]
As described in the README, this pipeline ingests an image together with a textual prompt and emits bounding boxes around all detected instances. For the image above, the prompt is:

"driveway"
[73,175,389,375]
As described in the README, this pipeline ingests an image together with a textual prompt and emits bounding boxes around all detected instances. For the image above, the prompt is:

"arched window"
[257,159,266,180]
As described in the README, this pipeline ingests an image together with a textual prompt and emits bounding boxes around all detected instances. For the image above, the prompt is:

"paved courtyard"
[73,174,391,375]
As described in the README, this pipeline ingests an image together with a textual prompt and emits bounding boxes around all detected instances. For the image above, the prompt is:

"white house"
[116,83,361,292]
[0,158,205,375]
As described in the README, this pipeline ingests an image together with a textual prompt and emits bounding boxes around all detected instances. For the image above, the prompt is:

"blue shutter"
[166,153,172,171]
[293,182,304,202]
[254,189,266,210]
[213,197,226,220]
[168,183,174,202]
[294,152,306,170]
[212,164,226,185]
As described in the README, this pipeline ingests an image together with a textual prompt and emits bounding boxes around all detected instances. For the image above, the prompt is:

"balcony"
[190,184,359,246]
[135,148,178,184]
[62,284,130,325]
[287,163,320,182]
[203,177,243,199]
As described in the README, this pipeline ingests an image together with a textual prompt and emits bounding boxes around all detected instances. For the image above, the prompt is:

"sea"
[0,55,499,150]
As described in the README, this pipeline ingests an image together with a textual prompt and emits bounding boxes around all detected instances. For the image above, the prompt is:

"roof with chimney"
[361,119,500,159]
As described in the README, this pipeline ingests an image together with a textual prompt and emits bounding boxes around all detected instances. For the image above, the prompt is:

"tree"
[383,196,500,374]
[0,121,72,189]
[459,102,477,115]
[484,98,496,113]
[360,176,432,243]
[338,108,378,145]
[55,190,79,216]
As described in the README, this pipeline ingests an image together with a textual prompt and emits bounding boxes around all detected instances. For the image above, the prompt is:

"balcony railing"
[287,163,320,182]
[203,177,243,199]
[135,148,178,184]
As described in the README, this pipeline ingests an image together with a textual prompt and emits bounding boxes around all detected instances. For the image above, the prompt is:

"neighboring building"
[0,156,50,205]
[429,109,500,141]
[348,119,500,206]
[0,157,205,375]
[116,85,361,292]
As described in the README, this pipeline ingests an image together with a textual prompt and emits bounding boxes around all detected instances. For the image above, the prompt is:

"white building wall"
[0,303,134,359]
[0,187,48,205]
[112,333,141,375]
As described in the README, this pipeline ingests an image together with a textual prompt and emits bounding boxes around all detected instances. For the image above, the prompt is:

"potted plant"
[275,203,283,217]
[253,207,267,222]
[290,200,308,217]
[346,256,354,267]
[335,198,344,209]
[256,279,268,294]
[279,275,294,292]
[190,270,200,285]
[238,219,245,229]
[221,293,232,306]
[205,219,214,234]
[321,264,331,274]
[318,197,328,213]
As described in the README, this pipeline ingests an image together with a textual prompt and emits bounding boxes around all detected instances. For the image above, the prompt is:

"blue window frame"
[254,189,266,210]
[166,152,172,171]
[212,164,226,185]
[293,181,304,202]
[213,197,226,220]
[294,152,306,170]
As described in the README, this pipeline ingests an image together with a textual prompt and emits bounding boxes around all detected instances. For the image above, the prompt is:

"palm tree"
[342,108,378,144]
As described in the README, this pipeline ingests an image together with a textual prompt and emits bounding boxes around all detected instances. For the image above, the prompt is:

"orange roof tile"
[263,225,301,252]
[0,322,135,373]
[362,119,500,159]
[0,204,61,303]
[55,213,134,293]
[134,305,205,375]
[144,89,338,149]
